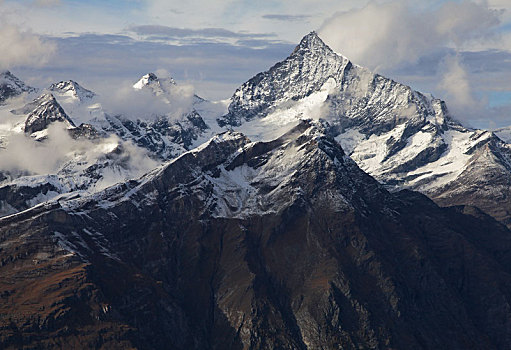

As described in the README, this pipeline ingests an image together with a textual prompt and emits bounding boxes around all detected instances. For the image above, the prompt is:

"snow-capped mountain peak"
[216,31,511,229]
[293,31,338,57]
[133,72,159,88]
[0,71,37,104]
[218,32,351,127]
[48,80,96,102]
[133,72,176,96]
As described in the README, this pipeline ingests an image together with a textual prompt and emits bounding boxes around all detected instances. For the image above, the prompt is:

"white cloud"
[0,24,56,70]
[95,77,196,121]
[0,121,158,185]
[317,1,511,127]
[437,55,485,120]
[436,1,501,48]
[0,122,88,175]
[318,1,502,70]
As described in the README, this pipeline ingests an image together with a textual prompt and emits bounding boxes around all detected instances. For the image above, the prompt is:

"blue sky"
[1,0,511,128]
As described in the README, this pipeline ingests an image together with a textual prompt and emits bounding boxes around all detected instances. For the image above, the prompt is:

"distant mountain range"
[1,32,511,349]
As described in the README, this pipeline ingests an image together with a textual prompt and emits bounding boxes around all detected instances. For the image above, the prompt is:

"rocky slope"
[0,71,36,104]
[19,93,76,135]
[221,31,511,228]
[75,72,210,159]
[0,72,212,217]
[2,122,511,349]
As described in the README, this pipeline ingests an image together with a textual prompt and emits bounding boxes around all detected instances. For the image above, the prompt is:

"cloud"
[128,25,275,40]
[318,1,501,70]
[0,24,56,70]
[13,33,294,100]
[0,122,158,187]
[436,1,501,48]
[318,0,511,127]
[0,123,71,175]
[95,76,196,122]
[262,14,312,22]
[143,0,364,43]
[437,55,485,121]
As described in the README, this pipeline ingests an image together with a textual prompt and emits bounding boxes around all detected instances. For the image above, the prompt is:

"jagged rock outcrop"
[22,93,75,134]
[0,71,36,104]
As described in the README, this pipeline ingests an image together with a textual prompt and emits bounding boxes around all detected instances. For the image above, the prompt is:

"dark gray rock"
[2,122,511,349]
[23,94,75,134]
[0,71,36,104]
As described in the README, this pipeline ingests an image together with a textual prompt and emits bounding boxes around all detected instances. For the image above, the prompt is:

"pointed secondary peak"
[48,80,95,101]
[48,80,77,91]
[133,72,158,89]
[0,71,35,89]
[23,93,75,134]
[133,72,176,90]
[133,72,177,98]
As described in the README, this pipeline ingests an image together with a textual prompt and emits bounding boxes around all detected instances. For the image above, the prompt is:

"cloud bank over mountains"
[0,0,510,128]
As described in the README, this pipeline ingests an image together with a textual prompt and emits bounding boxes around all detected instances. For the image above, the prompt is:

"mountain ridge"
[2,121,511,348]
[219,31,511,228]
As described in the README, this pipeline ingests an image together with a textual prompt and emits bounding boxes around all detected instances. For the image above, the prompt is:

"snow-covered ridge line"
[217,31,511,227]
[0,71,223,218]
[2,32,511,227]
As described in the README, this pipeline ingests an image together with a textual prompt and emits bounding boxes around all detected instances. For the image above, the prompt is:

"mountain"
[133,72,176,96]
[88,110,208,160]
[21,93,76,135]
[221,31,511,228]
[133,72,205,104]
[0,73,213,218]
[2,122,511,349]
[48,80,96,102]
[2,35,510,226]
[2,33,511,349]
[0,71,36,104]
[219,32,349,127]
[88,72,210,159]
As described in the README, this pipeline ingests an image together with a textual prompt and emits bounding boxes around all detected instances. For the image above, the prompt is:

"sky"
[1,0,511,129]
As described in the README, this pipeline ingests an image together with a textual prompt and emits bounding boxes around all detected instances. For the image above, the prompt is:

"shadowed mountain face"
[2,122,511,349]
